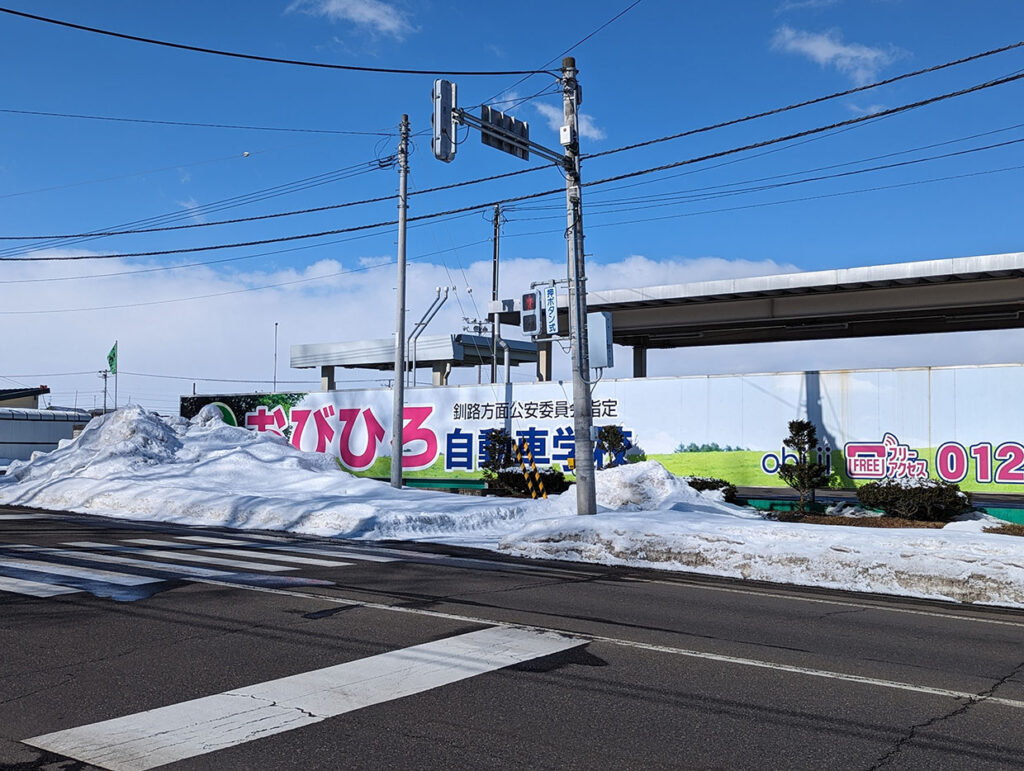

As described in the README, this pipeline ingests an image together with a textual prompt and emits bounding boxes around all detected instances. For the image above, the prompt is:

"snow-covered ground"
[1,406,1022,608]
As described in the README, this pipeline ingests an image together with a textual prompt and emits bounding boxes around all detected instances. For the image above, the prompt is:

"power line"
[516,125,1024,213]
[0,235,493,284]
[0,107,394,135]
[7,69,1021,264]
[583,39,1024,160]
[473,0,645,110]
[0,163,557,244]
[584,164,1024,230]
[581,71,1024,189]
[0,226,489,314]
[0,159,393,256]
[0,6,553,76]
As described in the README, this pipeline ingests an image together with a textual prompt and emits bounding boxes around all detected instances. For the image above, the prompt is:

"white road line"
[0,556,162,587]
[0,514,47,520]
[623,576,1024,629]
[175,578,1024,714]
[0,575,79,598]
[118,539,352,568]
[25,626,584,771]
[60,542,295,573]
[590,635,1024,710]
[7,545,251,580]
[195,548,351,568]
[176,535,283,546]
[175,535,398,563]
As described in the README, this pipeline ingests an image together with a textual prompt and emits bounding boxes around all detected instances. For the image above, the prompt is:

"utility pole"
[273,321,279,392]
[99,370,109,413]
[490,203,501,384]
[562,57,598,515]
[390,114,410,489]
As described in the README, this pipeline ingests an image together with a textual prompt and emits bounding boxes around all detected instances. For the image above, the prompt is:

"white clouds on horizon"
[534,102,606,141]
[771,25,903,84]
[5,251,1016,411]
[286,0,414,39]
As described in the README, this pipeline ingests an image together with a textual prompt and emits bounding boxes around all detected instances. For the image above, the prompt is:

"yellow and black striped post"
[516,439,547,499]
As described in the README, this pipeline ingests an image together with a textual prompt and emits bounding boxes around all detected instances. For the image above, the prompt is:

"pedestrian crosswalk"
[25,626,586,770]
[0,532,401,602]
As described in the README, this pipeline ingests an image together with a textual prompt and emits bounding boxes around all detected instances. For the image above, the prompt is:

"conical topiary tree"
[778,419,831,513]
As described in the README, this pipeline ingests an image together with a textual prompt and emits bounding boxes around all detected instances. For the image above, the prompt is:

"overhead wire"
[7,65,1022,264]
[583,39,1024,160]
[0,107,394,135]
[513,124,1024,213]
[0,6,555,76]
[582,164,1024,230]
[0,161,557,244]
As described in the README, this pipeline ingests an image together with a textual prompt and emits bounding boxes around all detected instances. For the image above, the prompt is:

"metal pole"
[113,340,118,409]
[490,204,501,384]
[391,114,410,489]
[101,371,108,413]
[273,322,279,392]
[562,57,597,515]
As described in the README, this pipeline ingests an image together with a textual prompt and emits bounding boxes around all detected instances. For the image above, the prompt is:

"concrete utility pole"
[391,114,410,489]
[490,203,501,384]
[562,57,597,515]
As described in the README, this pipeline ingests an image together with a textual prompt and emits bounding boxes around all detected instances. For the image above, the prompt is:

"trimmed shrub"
[481,427,571,497]
[491,467,571,497]
[480,428,515,473]
[778,420,831,513]
[625,444,647,464]
[855,479,972,523]
[686,476,738,504]
[596,425,632,468]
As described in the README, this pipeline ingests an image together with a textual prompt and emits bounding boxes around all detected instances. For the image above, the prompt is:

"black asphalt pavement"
[2,505,1023,770]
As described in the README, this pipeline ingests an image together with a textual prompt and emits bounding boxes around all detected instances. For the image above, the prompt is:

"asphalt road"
[1,505,1023,770]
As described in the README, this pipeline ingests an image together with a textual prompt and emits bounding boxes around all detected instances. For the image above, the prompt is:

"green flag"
[107,342,118,374]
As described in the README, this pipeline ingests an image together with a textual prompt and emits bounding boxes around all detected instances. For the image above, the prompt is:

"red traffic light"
[522,292,537,310]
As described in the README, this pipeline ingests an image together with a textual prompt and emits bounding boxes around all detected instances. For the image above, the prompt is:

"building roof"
[0,386,50,403]
[491,251,1024,348]
[290,333,538,371]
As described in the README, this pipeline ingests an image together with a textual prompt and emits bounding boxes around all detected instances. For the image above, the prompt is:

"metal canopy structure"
[291,333,538,388]
[491,252,1024,375]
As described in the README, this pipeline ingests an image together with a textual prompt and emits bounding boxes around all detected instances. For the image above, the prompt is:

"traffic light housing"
[432,79,457,163]
[521,290,542,336]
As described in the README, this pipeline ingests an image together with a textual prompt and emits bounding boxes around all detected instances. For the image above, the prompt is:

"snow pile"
[3,407,1024,607]
[0,406,541,541]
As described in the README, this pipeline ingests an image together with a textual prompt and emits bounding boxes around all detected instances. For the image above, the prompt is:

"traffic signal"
[521,291,542,336]
[432,79,457,163]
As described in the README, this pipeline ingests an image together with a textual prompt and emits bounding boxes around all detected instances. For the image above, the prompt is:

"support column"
[633,345,648,378]
[537,340,553,382]
[432,362,451,386]
[320,366,335,391]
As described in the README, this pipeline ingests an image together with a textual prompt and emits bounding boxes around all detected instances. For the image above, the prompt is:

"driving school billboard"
[179,363,1024,494]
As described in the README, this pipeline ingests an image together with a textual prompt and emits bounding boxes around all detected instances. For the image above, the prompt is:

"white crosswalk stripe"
[0,574,79,598]
[0,554,163,587]
[118,539,353,567]
[61,542,296,572]
[174,534,399,562]
[25,626,586,770]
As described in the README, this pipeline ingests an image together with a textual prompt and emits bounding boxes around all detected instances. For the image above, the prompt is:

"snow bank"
[0,406,542,542]
[3,407,1024,608]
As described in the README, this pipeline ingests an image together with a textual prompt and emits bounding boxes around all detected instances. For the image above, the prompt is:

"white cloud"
[287,0,414,39]
[776,0,841,13]
[176,197,205,224]
[535,103,606,142]
[847,102,887,115]
[771,25,902,84]
[5,250,1017,413]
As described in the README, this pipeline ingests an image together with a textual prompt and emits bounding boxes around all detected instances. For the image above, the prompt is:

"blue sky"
[1,0,1023,411]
